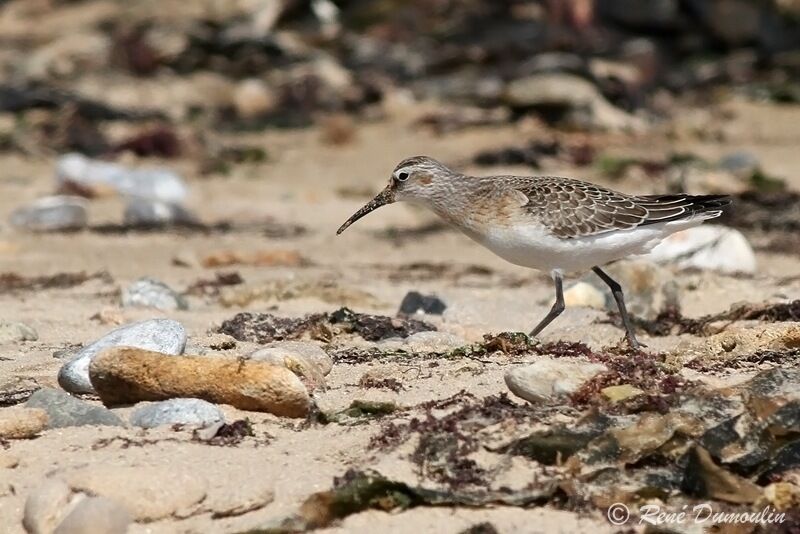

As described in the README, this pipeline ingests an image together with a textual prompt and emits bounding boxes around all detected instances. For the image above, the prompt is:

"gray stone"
[25,389,123,428]
[54,496,131,534]
[129,398,224,428]
[121,278,188,311]
[56,153,188,204]
[0,321,38,342]
[505,359,608,404]
[57,319,187,394]
[10,196,88,233]
[123,198,197,227]
[248,341,333,376]
[718,151,760,180]
[23,479,72,534]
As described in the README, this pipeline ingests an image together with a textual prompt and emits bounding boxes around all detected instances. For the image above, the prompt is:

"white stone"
[54,496,131,534]
[23,479,73,534]
[563,281,607,309]
[645,225,756,274]
[56,153,188,204]
[10,196,88,232]
[504,359,608,404]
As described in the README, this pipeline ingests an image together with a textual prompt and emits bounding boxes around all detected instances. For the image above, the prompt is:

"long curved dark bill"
[336,186,395,235]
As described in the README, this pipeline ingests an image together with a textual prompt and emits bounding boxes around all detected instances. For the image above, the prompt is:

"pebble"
[233,78,277,119]
[62,465,206,521]
[398,291,447,315]
[25,388,124,428]
[58,318,187,394]
[601,384,644,403]
[578,260,678,320]
[23,479,73,534]
[121,278,188,311]
[9,196,88,233]
[674,323,800,364]
[718,151,760,180]
[54,496,131,534]
[645,225,757,275]
[402,331,467,353]
[123,197,197,227]
[0,321,39,342]
[56,153,188,204]
[130,398,224,428]
[201,482,275,518]
[248,340,333,375]
[504,73,645,132]
[90,347,311,417]
[247,344,327,391]
[504,359,608,404]
[563,281,607,310]
[0,407,48,439]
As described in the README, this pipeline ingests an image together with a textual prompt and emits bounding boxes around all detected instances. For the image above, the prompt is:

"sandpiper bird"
[337,156,730,348]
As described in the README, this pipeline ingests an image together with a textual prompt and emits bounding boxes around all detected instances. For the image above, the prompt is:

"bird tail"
[636,194,730,226]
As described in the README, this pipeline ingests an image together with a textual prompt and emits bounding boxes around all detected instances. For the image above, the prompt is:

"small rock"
[504,359,608,404]
[601,384,644,403]
[58,318,187,394]
[233,78,276,119]
[23,479,73,534]
[645,225,756,275]
[718,151,760,180]
[563,282,606,309]
[0,407,48,439]
[90,347,311,417]
[25,388,123,428]
[398,291,447,315]
[55,153,187,204]
[403,331,467,353]
[247,340,332,376]
[62,465,206,522]
[9,196,88,233]
[54,497,131,534]
[0,321,38,342]
[121,278,188,311]
[130,398,224,428]
[763,481,800,511]
[504,73,645,132]
[123,198,196,227]
[579,260,678,320]
[676,323,800,363]
[202,482,274,518]
[0,451,20,469]
[247,343,329,390]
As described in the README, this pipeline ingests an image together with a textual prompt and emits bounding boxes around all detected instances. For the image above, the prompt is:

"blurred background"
[2,3,800,532]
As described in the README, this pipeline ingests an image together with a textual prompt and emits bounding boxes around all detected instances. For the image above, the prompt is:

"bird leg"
[529,271,565,339]
[592,266,642,349]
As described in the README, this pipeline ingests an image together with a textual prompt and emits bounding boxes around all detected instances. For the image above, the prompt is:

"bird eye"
[396,171,409,181]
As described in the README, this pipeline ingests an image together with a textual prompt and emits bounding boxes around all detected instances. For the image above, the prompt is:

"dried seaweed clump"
[0,271,111,293]
[630,300,800,338]
[218,307,436,344]
[371,393,538,488]
[571,347,689,412]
